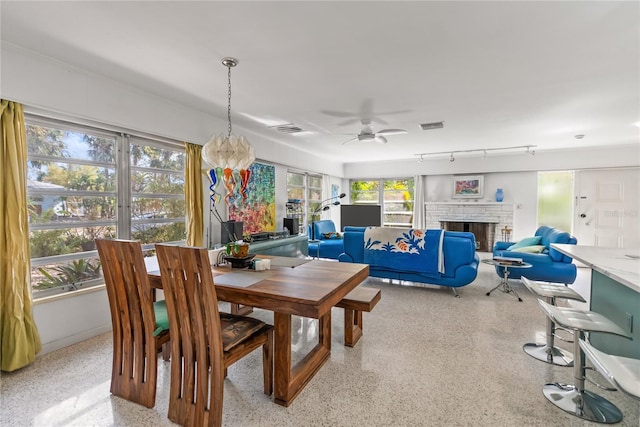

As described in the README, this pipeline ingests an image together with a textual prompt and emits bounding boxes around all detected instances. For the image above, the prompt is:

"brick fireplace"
[425,202,514,252]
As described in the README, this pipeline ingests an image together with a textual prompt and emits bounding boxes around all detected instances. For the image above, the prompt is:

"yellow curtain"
[185,142,204,247]
[0,100,41,371]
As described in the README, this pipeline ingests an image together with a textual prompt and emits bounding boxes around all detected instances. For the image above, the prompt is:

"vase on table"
[495,188,504,202]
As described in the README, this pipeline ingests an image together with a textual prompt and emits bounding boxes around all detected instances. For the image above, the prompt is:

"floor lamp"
[310,193,346,241]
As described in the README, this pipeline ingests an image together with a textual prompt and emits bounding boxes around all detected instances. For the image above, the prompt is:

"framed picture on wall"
[452,175,484,199]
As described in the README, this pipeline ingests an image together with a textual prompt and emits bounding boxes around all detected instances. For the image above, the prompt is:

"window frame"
[286,170,323,231]
[26,114,186,299]
[349,178,414,228]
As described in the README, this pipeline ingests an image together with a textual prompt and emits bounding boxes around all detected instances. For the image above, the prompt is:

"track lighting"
[414,145,537,162]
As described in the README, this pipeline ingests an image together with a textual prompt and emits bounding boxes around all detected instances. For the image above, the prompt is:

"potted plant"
[226,240,249,258]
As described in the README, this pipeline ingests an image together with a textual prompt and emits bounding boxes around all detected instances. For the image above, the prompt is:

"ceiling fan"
[341,119,407,145]
[322,98,410,127]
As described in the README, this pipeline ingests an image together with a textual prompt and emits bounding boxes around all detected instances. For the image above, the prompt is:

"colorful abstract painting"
[228,162,276,233]
[452,175,484,199]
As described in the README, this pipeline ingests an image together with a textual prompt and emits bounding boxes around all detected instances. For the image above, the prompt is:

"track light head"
[418,154,424,163]
[449,153,455,162]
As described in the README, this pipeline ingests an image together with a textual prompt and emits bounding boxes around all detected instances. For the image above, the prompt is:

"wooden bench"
[336,287,381,347]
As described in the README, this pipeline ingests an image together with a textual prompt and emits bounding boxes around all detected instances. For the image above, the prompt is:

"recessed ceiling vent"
[270,123,305,134]
[419,121,444,131]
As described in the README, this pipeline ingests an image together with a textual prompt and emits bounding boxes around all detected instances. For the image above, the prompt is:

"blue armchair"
[492,225,578,284]
[308,220,344,260]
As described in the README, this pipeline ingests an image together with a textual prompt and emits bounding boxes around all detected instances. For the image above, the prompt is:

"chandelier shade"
[202,57,255,206]
[202,134,255,171]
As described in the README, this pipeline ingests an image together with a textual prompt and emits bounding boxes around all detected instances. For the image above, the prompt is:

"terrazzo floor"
[1,258,638,426]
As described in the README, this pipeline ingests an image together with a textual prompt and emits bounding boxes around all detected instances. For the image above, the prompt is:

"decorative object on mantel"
[452,175,484,199]
[501,225,513,242]
[202,57,256,208]
[495,188,504,202]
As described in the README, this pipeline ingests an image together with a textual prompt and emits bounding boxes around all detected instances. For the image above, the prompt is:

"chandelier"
[202,57,255,204]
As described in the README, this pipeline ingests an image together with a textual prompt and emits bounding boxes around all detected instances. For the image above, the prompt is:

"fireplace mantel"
[439,217,499,223]
[425,202,515,252]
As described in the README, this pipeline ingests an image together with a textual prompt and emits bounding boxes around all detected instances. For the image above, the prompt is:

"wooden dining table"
[148,256,369,407]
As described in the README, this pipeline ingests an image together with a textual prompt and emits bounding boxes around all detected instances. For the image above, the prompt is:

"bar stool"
[537,300,633,423]
[521,277,586,366]
[579,339,640,400]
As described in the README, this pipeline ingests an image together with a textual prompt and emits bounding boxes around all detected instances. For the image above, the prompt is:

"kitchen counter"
[552,244,640,359]
[551,244,639,292]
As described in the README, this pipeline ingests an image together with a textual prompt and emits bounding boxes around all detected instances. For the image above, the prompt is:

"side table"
[482,258,532,302]
[308,239,322,259]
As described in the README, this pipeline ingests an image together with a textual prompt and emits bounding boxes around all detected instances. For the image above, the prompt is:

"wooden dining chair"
[155,244,273,427]
[96,238,171,408]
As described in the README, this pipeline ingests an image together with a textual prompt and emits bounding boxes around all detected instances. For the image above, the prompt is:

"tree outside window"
[26,118,185,298]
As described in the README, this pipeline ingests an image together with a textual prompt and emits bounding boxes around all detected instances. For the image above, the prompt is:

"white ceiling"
[2,1,638,163]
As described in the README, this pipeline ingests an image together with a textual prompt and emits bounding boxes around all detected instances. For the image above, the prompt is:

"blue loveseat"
[308,220,344,260]
[492,225,578,284]
[338,226,479,292]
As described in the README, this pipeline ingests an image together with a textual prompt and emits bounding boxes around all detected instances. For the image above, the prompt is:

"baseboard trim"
[39,324,111,355]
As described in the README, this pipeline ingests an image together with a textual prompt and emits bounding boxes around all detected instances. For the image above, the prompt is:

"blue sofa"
[308,220,344,260]
[338,226,479,292]
[492,225,578,284]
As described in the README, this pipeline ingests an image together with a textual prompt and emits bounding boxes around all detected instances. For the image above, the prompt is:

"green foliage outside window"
[27,119,186,297]
[350,178,414,227]
[35,259,102,291]
[131,222,186,244]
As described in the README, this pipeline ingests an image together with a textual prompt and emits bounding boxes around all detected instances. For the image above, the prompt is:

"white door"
[574,168,640,248]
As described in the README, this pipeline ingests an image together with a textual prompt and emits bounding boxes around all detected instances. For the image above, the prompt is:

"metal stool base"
[542,383,622,424]
[486,279,522,301]
[523,343,573,367]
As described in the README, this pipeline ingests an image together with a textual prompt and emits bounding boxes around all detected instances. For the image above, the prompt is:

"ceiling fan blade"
[377,109,412,116]
[321,110,358,118]
[341,137,358,145]
[368,116,389,125]
[375,135,388,144]
[337,118,363,127]
[377,128,407,136]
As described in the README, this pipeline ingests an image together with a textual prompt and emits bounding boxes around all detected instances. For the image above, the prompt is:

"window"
[27,116,185,298]
[307,174,322,223]
[537,171,574,232]
[350,178,414,228]
[383,179,414,227]
[286,171,322,229]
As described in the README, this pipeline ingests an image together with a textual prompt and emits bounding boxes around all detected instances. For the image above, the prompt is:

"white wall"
[345,145,639,241]
[343,145,640,178]
[33,289,111,354]
[425,172,538,241]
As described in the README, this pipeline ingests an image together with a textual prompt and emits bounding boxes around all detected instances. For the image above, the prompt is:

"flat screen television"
[340,204,381,230]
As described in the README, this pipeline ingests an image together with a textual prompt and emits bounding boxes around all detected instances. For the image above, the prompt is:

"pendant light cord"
[227,63,232,138]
